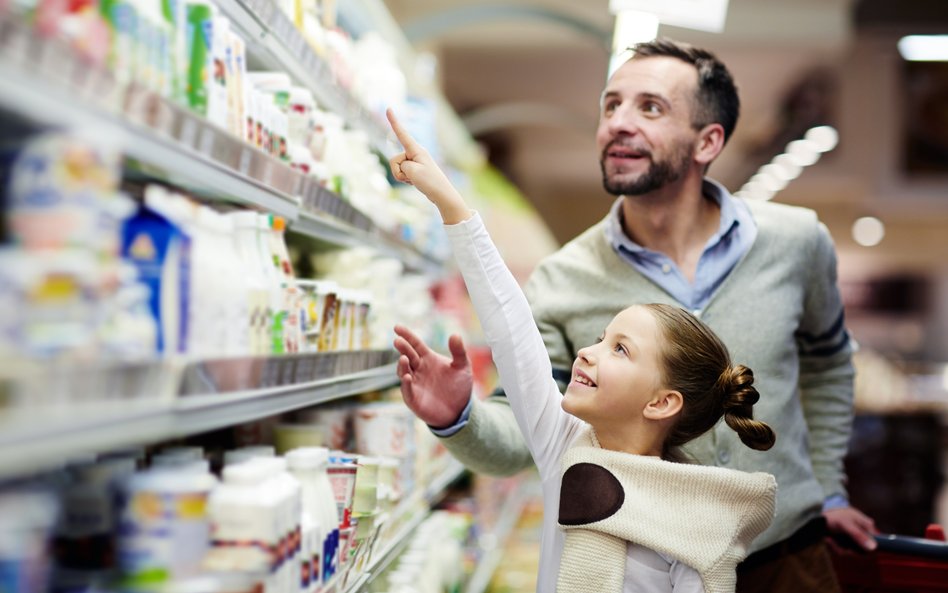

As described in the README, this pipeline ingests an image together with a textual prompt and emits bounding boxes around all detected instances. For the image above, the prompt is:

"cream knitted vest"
[557,428,777,593]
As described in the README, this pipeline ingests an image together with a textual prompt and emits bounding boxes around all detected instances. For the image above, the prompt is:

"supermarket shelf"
[291,206,444,276]
[464,481,532,593]
[0,351,398,480]
[0,18,302,220]
[216,0,396,157]
[339,460,467,593]
[0,16,442,273]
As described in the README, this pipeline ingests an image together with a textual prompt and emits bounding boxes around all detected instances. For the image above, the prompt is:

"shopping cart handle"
[874,533,948,560]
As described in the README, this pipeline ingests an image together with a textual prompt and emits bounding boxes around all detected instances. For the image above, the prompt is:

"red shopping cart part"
[831,524,948,593]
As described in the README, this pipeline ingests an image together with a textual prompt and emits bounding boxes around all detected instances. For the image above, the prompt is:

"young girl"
[386,109,777,593]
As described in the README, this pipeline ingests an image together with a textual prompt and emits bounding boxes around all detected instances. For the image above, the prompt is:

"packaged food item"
[204,462,271,587]
[285,448,339,588]
[116,464,217,588]
[122,186,191,354]
[185,2,214,116]
[305,280,339,353]
[274,423,324,454]
[353,403,416,497]
[268,215,301,353]
[326,454,357,533]
[228,211,270,355]
[0,487,60,593]
[296,403,352,451]
[52,457,137,587]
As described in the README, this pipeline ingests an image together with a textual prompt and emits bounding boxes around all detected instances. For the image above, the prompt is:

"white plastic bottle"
[229,211,270,355]
[285,450,323,593]
[207,211,250,356]
[204,462,271,585]
[268,215,301,353]
[256,213,286,355]
[285,447,339,589]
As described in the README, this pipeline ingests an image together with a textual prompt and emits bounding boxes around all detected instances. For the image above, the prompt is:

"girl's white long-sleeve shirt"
[443,213,703,593]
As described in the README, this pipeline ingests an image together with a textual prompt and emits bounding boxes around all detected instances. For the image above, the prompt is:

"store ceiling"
[380,0,948,279]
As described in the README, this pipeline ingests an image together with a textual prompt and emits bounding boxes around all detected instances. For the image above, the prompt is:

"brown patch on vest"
[559,462,624,526]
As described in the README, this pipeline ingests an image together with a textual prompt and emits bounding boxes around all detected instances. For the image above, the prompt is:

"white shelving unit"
[0,11,441,266]
[464,482,533,593]
[0,352,399,479]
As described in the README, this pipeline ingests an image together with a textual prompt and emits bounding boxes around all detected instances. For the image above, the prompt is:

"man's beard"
[600,143,692,196]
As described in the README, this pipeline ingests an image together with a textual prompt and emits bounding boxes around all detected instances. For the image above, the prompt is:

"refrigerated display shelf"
[214,0,395,158]
[0,351,399,480]
[337,459,467,593]
[0,16,436,272]
[464,482,532,593]
[0,17,302,220]
[291,208,444,276]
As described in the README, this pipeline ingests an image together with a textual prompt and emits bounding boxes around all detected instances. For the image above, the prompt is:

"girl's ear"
[643,390,683,420]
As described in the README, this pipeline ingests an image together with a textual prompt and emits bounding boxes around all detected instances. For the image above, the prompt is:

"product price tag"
[292,33,306,60]
[38,39,72,85]
[150,98,176,136]
[238,147,252,175]
[303,52,317,74]
[0,22,29,65]
[296,357,316,382]
[261,359,279,387]
[260,161,274,186]
[179,116,198,148]
[198,126,215,157]
[279,358,297,384]
[257,0,273,25]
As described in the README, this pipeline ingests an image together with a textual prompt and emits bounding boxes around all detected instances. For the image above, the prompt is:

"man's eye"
[643,103,662,115]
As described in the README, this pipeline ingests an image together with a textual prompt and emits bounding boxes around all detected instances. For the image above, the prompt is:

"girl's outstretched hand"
[386,108,471,224]
[393,324,474,428]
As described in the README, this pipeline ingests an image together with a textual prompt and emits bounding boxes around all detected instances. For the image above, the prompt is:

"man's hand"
[824,506,878,552]
[393,324,474,429]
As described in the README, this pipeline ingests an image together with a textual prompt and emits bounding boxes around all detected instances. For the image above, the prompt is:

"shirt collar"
[605,178,741,254]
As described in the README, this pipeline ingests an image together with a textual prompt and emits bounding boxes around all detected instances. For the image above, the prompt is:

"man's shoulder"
[744,198,823,241]
[745,198,819,227]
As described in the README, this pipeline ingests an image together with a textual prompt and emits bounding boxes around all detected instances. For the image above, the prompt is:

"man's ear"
[694,123,725,167]
[643,390,683,420]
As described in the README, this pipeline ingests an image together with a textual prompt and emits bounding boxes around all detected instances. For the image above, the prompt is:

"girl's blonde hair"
[640,303,776,461]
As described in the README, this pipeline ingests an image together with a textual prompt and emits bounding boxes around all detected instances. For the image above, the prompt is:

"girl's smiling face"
[562,305,669,431]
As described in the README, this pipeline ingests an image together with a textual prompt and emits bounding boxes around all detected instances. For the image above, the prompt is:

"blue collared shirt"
[604,178,757,313]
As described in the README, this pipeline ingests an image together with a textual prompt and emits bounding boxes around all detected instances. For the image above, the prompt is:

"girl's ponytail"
[720,365,776,451]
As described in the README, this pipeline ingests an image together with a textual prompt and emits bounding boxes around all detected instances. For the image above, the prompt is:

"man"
[394,38,876,592]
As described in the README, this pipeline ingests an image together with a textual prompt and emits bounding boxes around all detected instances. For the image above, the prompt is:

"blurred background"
[0,0,946,591]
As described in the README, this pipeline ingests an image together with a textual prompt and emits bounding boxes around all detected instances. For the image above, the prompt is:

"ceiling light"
[785,139,821,166]
[753,172,789,193]
[852,216,885,247]
[804,126,839,152]
[612,10,659,53]
[898,35,948,62]
[765,158,803,181]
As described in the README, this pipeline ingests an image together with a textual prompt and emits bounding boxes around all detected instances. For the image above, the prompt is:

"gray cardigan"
[440,198,855,553]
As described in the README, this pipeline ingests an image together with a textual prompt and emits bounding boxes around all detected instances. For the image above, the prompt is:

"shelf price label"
[238,147,253,175]
[179,116,198,149]
[198,125,215,157]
